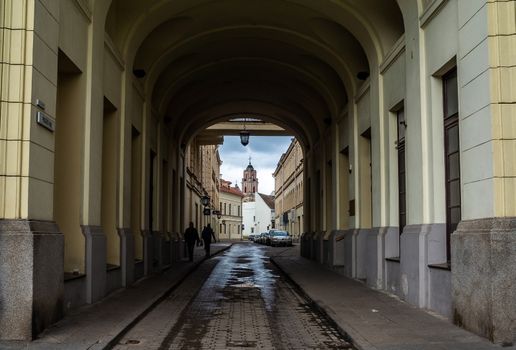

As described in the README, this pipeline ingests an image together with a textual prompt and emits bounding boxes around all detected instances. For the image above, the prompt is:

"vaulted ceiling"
[104,0,404,149]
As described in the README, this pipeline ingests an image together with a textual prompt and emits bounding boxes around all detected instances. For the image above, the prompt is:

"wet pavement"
[113,243,354,350]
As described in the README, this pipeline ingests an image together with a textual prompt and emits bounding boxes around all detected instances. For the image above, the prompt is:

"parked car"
[261,232,270,244]
[255,232,267,244]
[269,230,293,247]
[248,234,257,241]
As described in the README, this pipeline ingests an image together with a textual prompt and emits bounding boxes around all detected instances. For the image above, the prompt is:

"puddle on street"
[159,244,354,350]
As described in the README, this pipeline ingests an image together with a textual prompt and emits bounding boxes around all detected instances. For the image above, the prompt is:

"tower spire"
[249,156,252,165]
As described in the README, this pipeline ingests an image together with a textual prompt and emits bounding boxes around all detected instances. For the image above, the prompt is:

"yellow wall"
[101,102,119,266]
[54,61,85,273]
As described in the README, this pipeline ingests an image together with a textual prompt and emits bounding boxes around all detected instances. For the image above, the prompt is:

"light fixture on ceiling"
[357,71,369,81]
[240,116,250,146]
[133,69,146,78]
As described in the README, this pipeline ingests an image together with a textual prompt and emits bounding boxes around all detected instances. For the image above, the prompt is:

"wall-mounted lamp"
[201,195,210,207]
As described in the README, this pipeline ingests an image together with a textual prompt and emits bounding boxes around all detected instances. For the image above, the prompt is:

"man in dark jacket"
[201,224,217,257]
[184,222,199,262]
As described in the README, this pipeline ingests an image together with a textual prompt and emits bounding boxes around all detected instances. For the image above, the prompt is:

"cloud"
[219,136,294,194]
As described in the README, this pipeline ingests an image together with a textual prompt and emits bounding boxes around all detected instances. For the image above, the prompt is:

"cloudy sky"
[219,135,294,195]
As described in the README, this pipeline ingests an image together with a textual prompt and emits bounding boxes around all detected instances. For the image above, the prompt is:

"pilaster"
[117,228,134,286]
[142,229,154,275]
[81,225,106,303]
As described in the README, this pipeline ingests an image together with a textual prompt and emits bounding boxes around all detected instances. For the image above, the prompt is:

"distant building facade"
[273,139,303,238]
[185,141,222,235]
[219,179,244,240]
[243,193,275,236]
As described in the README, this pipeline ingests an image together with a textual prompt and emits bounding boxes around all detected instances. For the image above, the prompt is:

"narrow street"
[113,244,353,350]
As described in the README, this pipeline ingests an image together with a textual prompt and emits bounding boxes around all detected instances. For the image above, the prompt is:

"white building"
[243,193,275,237]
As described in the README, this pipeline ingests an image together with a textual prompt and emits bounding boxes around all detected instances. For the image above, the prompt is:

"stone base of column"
[452,218,516,345]
[170,232,182,261]
[328,230,347,267]
[117,228,134,286]
[142,230,154,275]
[81,225,106,304]
[343,229,355,278]
[400,223,446,307]
[162,233,171,267]
[354,229,369,280]
[312,231,324,263]
[366,227,398,289]
[152,231,162,272]
[0,220,63,340]
[300,232,313,258]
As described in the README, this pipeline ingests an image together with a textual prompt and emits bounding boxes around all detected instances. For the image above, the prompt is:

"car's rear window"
[272,231,288,236]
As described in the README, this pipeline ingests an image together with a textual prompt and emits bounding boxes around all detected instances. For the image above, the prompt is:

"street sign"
[36,111,55,132]
[203,208,211,215]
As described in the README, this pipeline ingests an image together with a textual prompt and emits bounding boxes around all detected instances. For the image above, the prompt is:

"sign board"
[36,111,55,132]
[203,208,211,216]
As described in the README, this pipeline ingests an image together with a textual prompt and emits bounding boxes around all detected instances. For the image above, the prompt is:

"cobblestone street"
[114,244,353,350]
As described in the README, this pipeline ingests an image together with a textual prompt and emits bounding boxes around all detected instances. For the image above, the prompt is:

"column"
[0,0,63,340]
[452,0,516,344]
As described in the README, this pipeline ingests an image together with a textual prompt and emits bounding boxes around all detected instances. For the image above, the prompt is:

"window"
[238,205,240,216]
[224,203,226,215]
[229,204,232,216]
[443,68,461,262]
[397,108,406,233]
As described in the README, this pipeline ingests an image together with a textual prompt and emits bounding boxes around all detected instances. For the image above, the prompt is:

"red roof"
[220,179,244,197]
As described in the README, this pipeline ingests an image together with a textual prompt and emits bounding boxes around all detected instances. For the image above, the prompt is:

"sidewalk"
[271,254,511,350]
[0,243,231,350]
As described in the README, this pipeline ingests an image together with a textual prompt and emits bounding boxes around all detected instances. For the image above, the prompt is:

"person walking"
[184,222,200,262]
[201,224,217,257]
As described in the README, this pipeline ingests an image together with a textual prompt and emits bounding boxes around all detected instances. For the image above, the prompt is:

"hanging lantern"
[240,130,250,146]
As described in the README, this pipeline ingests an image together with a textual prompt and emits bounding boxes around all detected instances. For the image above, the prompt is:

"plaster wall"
[255,194,273,234]
[102,106,120,266]
[242,201,256,236]
[382,48,405,227]
[58,0,88,72]
[55,65,85,273]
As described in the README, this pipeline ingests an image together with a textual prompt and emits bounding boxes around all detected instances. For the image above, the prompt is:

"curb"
[100,244,233,350]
